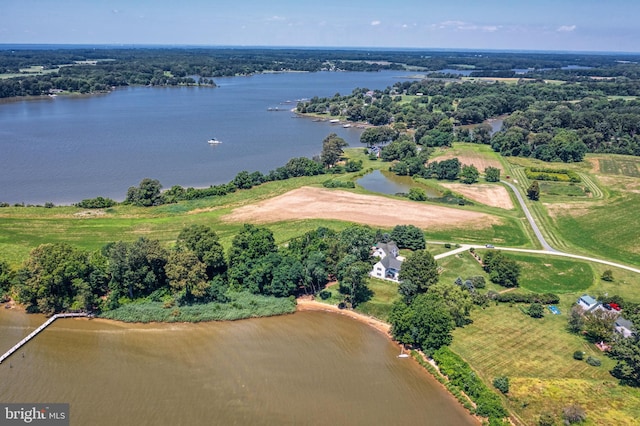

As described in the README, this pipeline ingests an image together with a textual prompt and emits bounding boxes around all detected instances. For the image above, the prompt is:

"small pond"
[357,170,441,197]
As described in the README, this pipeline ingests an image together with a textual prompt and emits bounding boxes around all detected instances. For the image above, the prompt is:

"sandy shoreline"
[296,297,393,339]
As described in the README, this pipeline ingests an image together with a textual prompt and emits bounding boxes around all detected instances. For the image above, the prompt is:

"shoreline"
[296,297,393,339]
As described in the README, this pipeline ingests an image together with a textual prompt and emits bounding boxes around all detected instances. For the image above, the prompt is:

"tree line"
[0,223,429,315]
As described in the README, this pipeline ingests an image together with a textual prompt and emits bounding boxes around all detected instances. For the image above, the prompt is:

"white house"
[371,242,403,282]
[615,317,636,338]
[577,295,600,312]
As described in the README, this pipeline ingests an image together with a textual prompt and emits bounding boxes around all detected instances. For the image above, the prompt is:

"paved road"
[434,245,640,275]
[501,180,557,252]
[429,180,640,275]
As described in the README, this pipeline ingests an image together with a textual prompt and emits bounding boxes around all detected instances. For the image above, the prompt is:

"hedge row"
[431,347,508,423]
[490,291,560,304]
[525,167,580,183]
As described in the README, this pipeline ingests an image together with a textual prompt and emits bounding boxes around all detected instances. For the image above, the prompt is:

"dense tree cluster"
[483,251,521,288]
[4,223,388,314]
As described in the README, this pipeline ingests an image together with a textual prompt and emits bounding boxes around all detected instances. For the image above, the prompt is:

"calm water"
[357,169,441,198]
[0,308,476,426]
[0,71,409,205]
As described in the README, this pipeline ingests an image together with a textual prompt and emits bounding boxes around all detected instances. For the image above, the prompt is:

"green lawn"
[508,252,593,294]
[451,303,640,426]
[355,277,401,321]
[597,156,640,177]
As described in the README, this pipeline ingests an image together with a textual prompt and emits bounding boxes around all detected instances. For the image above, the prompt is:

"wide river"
[0,308,476,425]
[1,70,413,205]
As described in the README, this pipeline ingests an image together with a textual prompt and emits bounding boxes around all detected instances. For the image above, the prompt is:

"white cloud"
[112,9,120,14]
[557,25,577,32]
[436,20,499,32]
[371,20,381,26]
[267,15,286,22]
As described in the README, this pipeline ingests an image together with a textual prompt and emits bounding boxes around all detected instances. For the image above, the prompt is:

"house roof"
[381,255,403,271]
[616,317,635,330]
[376,241,399,257]
[579,295,598,306]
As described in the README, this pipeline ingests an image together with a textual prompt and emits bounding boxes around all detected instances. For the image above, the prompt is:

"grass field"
[451,304,640,426]
[508,252,594,294]
[597,157,640,177]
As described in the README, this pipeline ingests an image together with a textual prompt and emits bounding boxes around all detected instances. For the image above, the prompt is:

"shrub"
[408,187,427,201]
[538,412,556,426]
[601,269,614,282]
[573,351,584,360]
[319,290,331,300]
[495,292,559,304]
[468,275,486,289]
[322,179,355,188]
[493,376,509,394]
[76,196,117,209]
[586,356,601,367]
[529,302,545,318]
[562,404,587,424]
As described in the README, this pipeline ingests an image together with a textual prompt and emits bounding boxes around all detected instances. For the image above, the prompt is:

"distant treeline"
[301,76,640,159]
[2,47,640,98]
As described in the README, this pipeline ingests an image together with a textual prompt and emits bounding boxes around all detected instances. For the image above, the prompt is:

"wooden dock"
[0,312,89,364]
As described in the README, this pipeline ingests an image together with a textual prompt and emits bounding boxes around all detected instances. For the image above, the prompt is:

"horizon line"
[1,43,640,56]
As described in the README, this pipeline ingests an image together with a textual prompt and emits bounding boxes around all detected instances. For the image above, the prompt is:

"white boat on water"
[208,138,222,145]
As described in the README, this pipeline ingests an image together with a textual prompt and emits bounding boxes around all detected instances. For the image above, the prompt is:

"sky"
[2,0,639,53]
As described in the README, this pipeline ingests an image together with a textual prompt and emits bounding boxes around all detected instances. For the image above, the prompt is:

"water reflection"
[357,170,441,198]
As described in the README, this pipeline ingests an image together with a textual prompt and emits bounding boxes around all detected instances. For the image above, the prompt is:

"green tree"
[269,255,304,297]
[104,238,168,304]
[125,178,163,206]
[528,302,545,318]
[583,309,616,342]
[408,187,427,201]
[232,170,254,190]
[336,254,371,307]
[338,225,376,262]
[166,249,209,299]
[0,260,14,298]
[176,224,226,279]
[472,123,493,144]
[484,166,501,182]
[483,251,520,288]
[15,243,106,313]
[390,293,456,353]
[610,334,640,387]
[227,224,277,291]
[567,305,585,333]
[493,376,510,394]
[427,281,473,327]
[460,164,479,184]
[398,250,439,296]
[321,133,348,167]
[390,224,426,251]
[527,180,540,201]
[359,126,397,147]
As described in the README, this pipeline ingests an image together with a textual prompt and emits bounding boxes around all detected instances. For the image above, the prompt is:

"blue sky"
[2,0,639,52]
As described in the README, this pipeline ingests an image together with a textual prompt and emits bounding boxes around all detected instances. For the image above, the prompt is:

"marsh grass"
[99,292,296,323]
